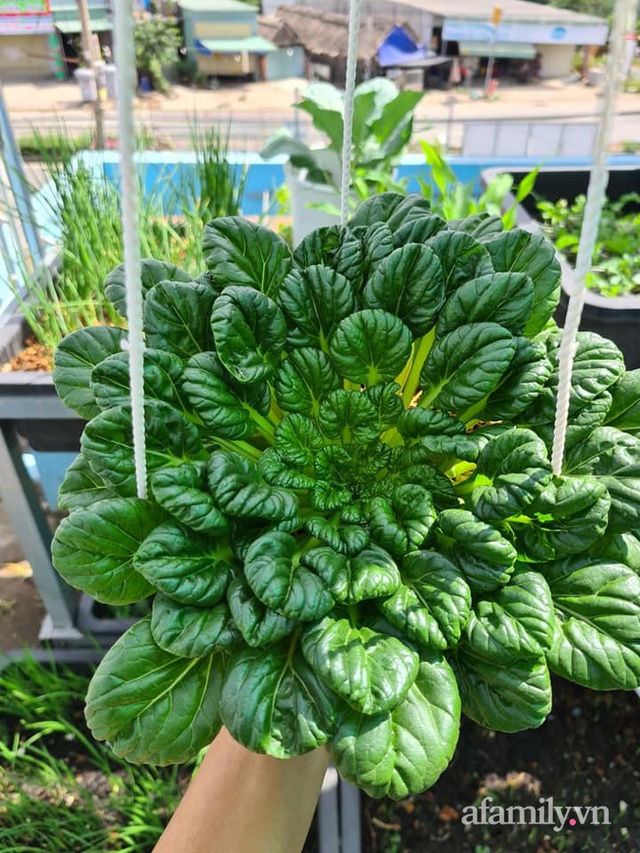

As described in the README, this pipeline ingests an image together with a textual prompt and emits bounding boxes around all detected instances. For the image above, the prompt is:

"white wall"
[0,35,52,81]
[535,43,575,79]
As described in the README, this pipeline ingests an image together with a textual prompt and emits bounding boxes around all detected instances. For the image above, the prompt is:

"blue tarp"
[377,25,426,68]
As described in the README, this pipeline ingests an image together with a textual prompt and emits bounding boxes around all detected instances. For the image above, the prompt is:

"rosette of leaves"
[51,194,640,799]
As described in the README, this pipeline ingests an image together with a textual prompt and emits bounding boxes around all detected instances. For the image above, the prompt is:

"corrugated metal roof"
[178,0,256,14]
[385,0,606,25]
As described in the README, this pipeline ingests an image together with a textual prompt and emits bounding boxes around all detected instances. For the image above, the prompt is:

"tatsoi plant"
[51,194,640,799]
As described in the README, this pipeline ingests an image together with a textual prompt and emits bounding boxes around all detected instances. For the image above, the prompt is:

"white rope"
[114,0,147,499]
[551,0,635,476]
[340,0,363,226]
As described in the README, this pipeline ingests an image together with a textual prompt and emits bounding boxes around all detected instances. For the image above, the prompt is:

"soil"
[0,337,52,373]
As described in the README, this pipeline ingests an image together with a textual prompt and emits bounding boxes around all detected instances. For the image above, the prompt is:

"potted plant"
[49,194,640,814]
[261,79,423,244]
[483,165,640,369]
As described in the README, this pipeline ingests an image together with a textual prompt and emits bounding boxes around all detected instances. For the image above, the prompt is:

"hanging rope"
[340,0,363,226]
[114,0,148,499]
[551,0,636,476]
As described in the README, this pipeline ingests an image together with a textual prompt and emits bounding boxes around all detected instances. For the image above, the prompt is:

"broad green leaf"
[479,337,552,421]
[104,258,194,318]
[437,509,516,594]
[149,462,229,534]
[592,531,640,571]
[220,645,339,757]
[293,225,364,290]
[297,82,344,150]
[604,369,640,431]
[244,531,334,621]
[302,617,419,715]
[426,231,494,294]
[274,348,342,418]
[207,449,298,520]
[275,413,325,466]
[468,428,552,523]
[81,403,204,496]
[227,576,297,647]
[453,649,551,732]
[546,556,640,690]
[365,382,404,432]
[448,213,503,241]
[151,594,241,657]
[303,544,400,603]
[134,522,233,606]
[397,407,465,440]
[464,570,555,662]
[182,352,254,439]
[53,326,126,419]
[91,349,185,412]
[329,310,412,385]
[279,265,355,350]
[363,244,445,336]
[356,222,395,282]
[392,215,446,247]
[211,285,287,384]
[382,550,472,647]
[368,484,436,557]
[331,653,460,799]
[144,281,216,358]
[317,389,379,444]
[562,426,640,533]
[349,192,406,228]
[520,476,610,561]
[203,216,292,298]
[57,453,117,511]
[51,497,160,604]
[436,272,533,338]
[420,323,516,414]
[304,519,370,556]
[257,448,316,490]
[484,230,561,336]
[86,617,223,764]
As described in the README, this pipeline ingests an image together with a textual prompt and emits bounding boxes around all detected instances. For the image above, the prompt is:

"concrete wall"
[535,43,575,79]
[0,34,52,80]
[266,45,305,80]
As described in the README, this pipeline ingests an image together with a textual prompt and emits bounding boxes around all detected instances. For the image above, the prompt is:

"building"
[263,0,609,80]
[0,0,58,81]
[256,16,305,80]
[178,0,277,81]
[50,0,113,78]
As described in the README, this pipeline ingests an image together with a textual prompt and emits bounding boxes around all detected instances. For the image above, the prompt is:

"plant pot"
[482,165,640,369]
[285,150,343,246]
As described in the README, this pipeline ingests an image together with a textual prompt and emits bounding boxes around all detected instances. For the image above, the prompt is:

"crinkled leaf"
[364,382,404,432]
[81,403,204,496]
[605,369,640,431]
[149,462,229,534]
[349,192,406,229]
[134,522,232,606]
[331,653,460,799]
[329,310,412,385]
[151,594,241,657]
[274,347,342,418]
[318,390,379,444]
[546,556,640,690]
[436,272,533,338]
[563,426,640,533]
[275,414,324,466]
[244,531,334,621]
[484,230,561,337]
[453,650,551,732]
[53,326,126,419]
[203,216,292,298]
[182,352,254,439]
[144,281,216,358]
[227,576,297,648]
[91,349,185,412]
[303,544,400,603]
[220,646,339,758]
[85,617,223,764]
[293,225,364,291]
[479,337,552,421]
[420,323,516,415]
[357,222,395,282]
[211,285,287,384]
[448,213,503,241]
[302,617,419,715]
[468,428,552,523]
[207,449,297,520]
[392,214,447,247]
[51,497,160,604]
[363,244,445,336]
[104,258,194,318]
[368,484,436,558]
[437,509,516,594]
[426,231,493,294]
[279,265,355,350]
[57,453,117,512]
[257,448,316,490]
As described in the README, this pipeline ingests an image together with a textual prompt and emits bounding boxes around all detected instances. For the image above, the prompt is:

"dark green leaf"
[91,349,185,412]
[317,390,379,444]
[227,576,297,647]
[86,617,223,764]
[479,337,552,421]
[329,310,412,385]
[57,453,117,511]
[149,462,229,534]
[274,347,342,418]
[134,522,233,606]
[368,484,436,558]
[151,594,241,657]
[51,497,160,604]
[436,273,533,338]
[207,449,298,520]
[279,265,356,350]
[182,352,254,439]
[303,544,400,603]
[275,414,324,466]
[144,281,216,358]
[104,258,193,318]
[203,216,292,298]
[426,231,493,294]
[293,225,364,291]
